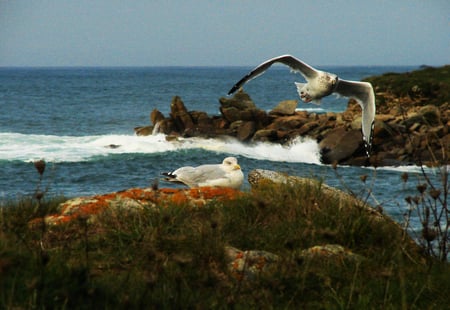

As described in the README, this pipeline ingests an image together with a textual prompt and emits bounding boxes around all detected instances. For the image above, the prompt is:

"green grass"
[1,181,449,309]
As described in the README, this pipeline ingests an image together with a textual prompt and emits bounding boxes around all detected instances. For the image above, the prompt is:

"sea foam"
[0,132,321,164]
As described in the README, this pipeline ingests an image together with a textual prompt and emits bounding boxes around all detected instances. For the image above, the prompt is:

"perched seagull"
[161,157,244,189]
[228,55,375,156]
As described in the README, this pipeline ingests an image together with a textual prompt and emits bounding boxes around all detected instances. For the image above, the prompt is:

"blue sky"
[1,0,449,67]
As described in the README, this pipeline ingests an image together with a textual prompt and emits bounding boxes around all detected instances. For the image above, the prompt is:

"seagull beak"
[234,164,241,170]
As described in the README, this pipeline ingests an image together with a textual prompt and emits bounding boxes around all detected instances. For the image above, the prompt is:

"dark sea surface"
[1,65,444,232]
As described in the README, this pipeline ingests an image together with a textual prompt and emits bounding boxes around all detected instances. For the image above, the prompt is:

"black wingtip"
[161,172,176,178]
[364,143,372,158]
[364,121,375,158]
[228,85,238,95]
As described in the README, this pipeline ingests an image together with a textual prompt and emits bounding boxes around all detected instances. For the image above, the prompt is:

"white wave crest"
[0,132,321,164]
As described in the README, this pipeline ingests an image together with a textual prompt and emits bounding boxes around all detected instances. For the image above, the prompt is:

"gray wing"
[170,164,227,187]
[228,55,319,95]
[335,79,376,155]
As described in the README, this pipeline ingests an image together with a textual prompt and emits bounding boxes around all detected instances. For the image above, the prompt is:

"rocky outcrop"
[28,169,424,282]
[33,187,243,226]
[134,66,449,166]
[247,169,380,218]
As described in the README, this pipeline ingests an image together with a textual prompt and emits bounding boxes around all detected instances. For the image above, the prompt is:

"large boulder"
[170,96,195,133]
[319,127,363,164]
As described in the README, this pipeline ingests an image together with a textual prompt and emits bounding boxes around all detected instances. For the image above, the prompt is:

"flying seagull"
[228,54,375,156]
[161,157,244,189]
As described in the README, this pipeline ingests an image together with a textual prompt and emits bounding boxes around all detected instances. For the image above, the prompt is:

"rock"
[134,125,153,136]
[325,112,337,120]
[219,89,256,110]
[170,96,195,133]
[248,168,379,215]
[373,120,395,139]
[104,144,121,149]
[150,109,165,125]
[252,129,278,142]
[267,115,307,131]
[350,115,362,130]
[376,114,395,122]
[165,135,179,142]
[251,109,271,127]
[319,128,363,164]
[237,121,256,141]
[236,109,255,122]
[247,169,401,224]
[269,100,298,115]
[134,77,449,166]
[158,119,176,135]
[299,244,364,263]
[297,121,320,136]
[220,106,241,123]
[180,111,215,136]
[38,187,244,226]
[225,246,279,281]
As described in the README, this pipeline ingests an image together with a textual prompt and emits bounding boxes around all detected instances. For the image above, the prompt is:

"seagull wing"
[163,164,226,187]
[228,55,319,95]
[335,79,376,155]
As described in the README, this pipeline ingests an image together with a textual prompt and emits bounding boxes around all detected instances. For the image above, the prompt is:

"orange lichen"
[39,186,243,226]
[170,190,189,205]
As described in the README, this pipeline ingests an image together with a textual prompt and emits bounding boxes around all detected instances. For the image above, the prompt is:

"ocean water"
[1,65,444,232]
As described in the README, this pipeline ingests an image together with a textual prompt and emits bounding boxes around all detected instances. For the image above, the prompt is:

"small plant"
[403,165,449,261]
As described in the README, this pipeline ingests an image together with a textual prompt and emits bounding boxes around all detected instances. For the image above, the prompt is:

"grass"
[1,178,450,309]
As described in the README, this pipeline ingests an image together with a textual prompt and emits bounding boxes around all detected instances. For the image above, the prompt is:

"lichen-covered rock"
[38,187,243,226]
[225,246,279,281]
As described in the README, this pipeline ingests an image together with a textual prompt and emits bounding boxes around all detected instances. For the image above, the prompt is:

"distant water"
[2,65,443,232]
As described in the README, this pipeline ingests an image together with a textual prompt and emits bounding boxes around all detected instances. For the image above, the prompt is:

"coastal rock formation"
[36,187,243,226]
[134,65,449,166]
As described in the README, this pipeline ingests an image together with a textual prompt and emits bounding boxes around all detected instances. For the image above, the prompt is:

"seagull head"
[222,157,241,171]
